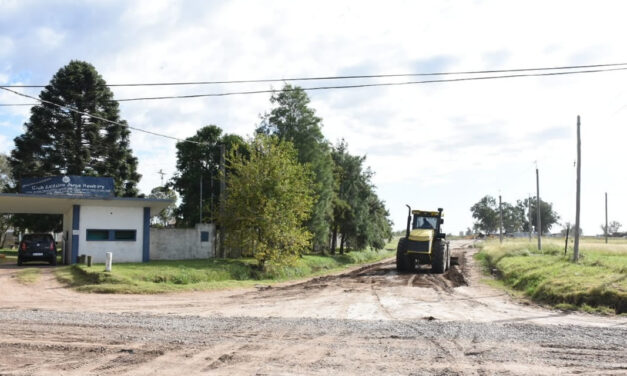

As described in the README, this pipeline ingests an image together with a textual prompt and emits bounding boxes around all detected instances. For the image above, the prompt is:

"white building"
[0,193,172,264]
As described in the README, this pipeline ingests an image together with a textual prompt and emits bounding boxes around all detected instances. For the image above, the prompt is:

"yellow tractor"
[396,206,450,273]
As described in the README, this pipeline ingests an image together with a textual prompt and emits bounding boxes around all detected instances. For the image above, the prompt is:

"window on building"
[200,231,209,242]
[114,230,136,241]
[86,229,137,241]
[86,229,109,241]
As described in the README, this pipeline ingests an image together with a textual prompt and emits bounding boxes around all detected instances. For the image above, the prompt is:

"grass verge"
[0,248,17,264]
[476,238,627,314]
[54,241,397,294]
[16,268,42,284]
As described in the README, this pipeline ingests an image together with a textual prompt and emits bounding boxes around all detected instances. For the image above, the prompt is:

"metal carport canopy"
[0,193,172,214]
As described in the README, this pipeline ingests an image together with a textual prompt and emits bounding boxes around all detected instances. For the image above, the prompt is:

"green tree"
[257,85,334,251]
[9,60,140,231]
[330,140,391,253]
[470,196,499,234]
[522,197,560,234]
[170,125,246,227]
[218,134,315,268]
[501,202,525,233]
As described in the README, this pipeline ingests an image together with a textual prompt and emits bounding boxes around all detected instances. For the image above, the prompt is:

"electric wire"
[0,86,206,145]
[2,65,627,143]
[113,66,627,102]
[2,65,626,106]
[2,62,627,88]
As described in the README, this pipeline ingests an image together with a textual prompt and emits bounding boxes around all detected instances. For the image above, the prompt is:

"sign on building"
[20,176,114,198]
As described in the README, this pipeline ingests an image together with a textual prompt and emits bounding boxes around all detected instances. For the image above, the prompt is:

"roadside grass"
[0,248,17,264]
[16,268,42,284]
[476,237,627,314]
[54,240,397,294]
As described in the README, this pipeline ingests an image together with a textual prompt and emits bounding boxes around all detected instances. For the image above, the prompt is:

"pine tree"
[11,60,140,195]
[9,61,141,231]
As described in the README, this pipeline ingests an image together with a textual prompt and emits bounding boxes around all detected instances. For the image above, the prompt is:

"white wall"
[150,223,215,260]
[79,206,144,263]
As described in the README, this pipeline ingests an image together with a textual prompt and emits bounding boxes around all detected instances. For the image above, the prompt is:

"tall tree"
[11,60,140,195]
[330,140,391,253]
[522,196,560,234]
[170,125,246,227]
[217,134,315,268]
[9,61,141,232]
[257,85,334,251]
[470,196,499,234]
[501,202,525,233]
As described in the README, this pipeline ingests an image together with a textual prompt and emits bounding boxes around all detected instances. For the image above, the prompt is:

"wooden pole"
[536,167,542,251]
[573,116,581,261]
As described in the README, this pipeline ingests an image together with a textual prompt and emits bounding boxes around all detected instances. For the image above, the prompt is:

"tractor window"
[412,216,438,230]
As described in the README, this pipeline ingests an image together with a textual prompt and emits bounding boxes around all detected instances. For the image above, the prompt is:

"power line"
[115,66,627,102]
[2,62,627,88]
[2,65,626,106]
[0,86,205,145]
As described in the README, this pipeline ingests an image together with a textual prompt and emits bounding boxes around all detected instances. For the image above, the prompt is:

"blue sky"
[1,0,627,235]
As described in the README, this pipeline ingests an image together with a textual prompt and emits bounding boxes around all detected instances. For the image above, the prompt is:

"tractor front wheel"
[396,238,412,272]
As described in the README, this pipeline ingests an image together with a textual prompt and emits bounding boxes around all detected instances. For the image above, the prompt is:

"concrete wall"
[79,206,144,263]
[150,223,215,260]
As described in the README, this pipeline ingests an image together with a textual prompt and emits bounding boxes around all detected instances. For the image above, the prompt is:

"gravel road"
[1,240,625,375]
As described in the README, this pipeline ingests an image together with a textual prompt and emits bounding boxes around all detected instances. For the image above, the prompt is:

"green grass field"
[54,241,397,294]
[476,237,627,314]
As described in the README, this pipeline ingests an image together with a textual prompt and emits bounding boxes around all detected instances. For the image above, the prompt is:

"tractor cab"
[405,208,445,240]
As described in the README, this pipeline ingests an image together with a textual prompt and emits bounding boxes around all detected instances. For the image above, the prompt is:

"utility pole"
[499,194,503,243]
[528,194,532,241]
[536,166,542,251]
[573,116,582,261]
[219,144,226,258]
[605,192,608,244]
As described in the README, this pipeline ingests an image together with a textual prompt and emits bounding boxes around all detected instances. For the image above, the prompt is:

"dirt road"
[1,240,626,375]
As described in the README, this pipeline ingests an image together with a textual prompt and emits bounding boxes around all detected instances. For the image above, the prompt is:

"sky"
[1,0,626,235]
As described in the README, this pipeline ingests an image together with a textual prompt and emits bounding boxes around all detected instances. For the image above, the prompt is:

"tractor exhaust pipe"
[405,204,412,238]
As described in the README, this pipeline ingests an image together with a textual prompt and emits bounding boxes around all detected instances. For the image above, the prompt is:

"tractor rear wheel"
[396,238,411,272]
[432,241,446,274]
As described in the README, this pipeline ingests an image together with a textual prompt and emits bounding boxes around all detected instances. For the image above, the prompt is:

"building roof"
[0,193,173,215]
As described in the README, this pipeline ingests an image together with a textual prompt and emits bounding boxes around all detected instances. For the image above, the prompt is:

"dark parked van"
[18,234,57,266]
